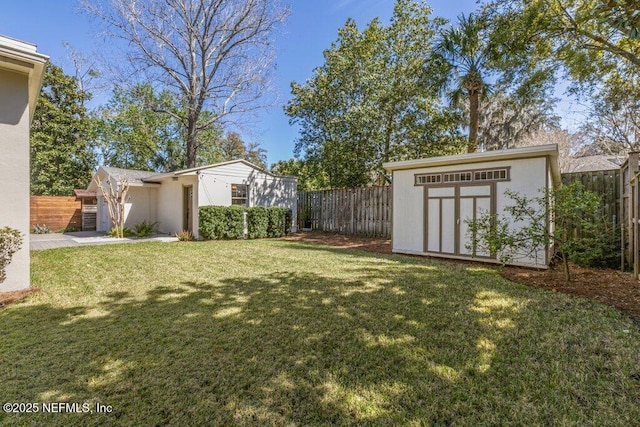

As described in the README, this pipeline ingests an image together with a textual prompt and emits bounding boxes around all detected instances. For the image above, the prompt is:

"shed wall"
[392,156,550,267]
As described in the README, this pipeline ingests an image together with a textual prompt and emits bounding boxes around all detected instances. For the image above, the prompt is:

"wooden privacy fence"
[297,186,391,238]
[561,169,621,227]
[298,170,622,242]
[30,196,82,232]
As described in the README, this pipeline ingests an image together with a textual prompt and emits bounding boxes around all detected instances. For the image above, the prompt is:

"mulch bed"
[283,232,640,320]
[0,288,37,309]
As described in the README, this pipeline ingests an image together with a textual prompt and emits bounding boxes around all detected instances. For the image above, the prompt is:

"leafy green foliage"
[91,84,187,172]
[286,0,465,188]
[0,227,22,284]
[30,63,96,195]
[133,221,159,238]
[270,159,329,191]
[31,224,51,235]
[218,132,267,169]
[467,182,607,281]
[247,207,268,239]
[199,206,245,240]
[267,207,292,237]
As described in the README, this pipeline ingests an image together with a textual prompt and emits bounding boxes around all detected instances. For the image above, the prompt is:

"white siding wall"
[197,162,298,232]
[123,187,158,229]
[392,156,551,268]
[157,176,198,237]
[0,69,30,291]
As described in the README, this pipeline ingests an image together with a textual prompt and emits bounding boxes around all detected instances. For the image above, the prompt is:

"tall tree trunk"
[185,116,198,168]
[468,90,479,153]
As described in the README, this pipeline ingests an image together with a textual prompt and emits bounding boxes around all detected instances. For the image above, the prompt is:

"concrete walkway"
[30,231,178,251]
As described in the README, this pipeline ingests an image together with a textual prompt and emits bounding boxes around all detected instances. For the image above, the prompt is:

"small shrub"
[133,220,159,238]
[32,224,51,234]
[175,230,194,241]
[107,227,134,238]
[59,226,78,233]
[0,227,23,284]
[247,207,269,239]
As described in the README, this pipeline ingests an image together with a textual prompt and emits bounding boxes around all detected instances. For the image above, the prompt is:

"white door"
[459,185,492,257]
[425,185,493,257]
[98,197,109,232]
[426,187,455,254]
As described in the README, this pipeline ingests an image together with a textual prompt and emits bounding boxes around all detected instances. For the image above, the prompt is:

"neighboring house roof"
[100,166,160,186]
[562,155,624,173]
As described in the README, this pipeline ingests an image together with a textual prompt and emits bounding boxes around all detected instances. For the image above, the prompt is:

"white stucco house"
[86,159,298,238]
[0,36,47,292]
[383,144,561,268]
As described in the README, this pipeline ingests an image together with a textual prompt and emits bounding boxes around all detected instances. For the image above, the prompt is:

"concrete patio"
[30,231,178,250]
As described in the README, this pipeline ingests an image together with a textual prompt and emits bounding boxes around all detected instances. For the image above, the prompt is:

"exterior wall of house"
[156,175,198,237]
[391,156,550,268]
[0,69,30,291]
[123,187,158,230]
[197,162,298,232]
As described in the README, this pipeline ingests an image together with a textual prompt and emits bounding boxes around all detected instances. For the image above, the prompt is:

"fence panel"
[297,186,391,238]
[30,196,82,232]
[561,169,621,227]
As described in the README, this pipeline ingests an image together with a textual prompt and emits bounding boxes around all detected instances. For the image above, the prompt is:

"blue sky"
[1,0,581,166]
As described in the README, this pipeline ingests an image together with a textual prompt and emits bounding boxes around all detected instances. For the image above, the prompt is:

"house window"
[231,184,248,206]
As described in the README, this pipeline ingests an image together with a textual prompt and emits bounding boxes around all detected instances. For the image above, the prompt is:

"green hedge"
[247,207,269,239]
[199,205,245,240]
[200,205,292,240]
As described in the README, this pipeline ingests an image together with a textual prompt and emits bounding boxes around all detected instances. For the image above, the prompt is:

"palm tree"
[436,14,493,153]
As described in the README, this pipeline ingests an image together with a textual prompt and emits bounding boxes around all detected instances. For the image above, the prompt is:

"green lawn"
[1,240,639,425]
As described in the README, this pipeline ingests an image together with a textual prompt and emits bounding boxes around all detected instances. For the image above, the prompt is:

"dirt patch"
[0,288,38,309]
[283,231,392,254]
[283,232,640,319]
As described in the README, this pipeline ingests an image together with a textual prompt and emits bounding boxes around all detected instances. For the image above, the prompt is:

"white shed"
[87,159,297,238]
[383,144,561,268]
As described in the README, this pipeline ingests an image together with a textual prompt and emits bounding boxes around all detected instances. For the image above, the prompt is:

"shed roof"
[100,166,159,186]
[142,159,296,183]
[383,144,561,187]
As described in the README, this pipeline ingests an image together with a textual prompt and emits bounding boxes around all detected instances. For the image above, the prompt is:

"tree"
[484,0,640,86]
[94,175,130,238]
[270,158,329,191]
[579,76,640,154]
[435,13,495,153]
[216,132,267,169]
[286,0,465,188]
[85,0,288,168]
[470,83,560,151]
[92,84,186,172]
[467,182,604,281]
[31,63,96,195]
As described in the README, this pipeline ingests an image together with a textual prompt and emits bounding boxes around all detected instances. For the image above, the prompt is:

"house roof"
[142,159,296,183]
[99,166,160,186]
[562,155,624,173]
[383,144,562,187]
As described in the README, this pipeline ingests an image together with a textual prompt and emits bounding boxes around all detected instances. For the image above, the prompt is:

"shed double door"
[424,184,494,257]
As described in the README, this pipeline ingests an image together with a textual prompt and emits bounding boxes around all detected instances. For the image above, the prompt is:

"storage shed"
[383,144,561,268]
